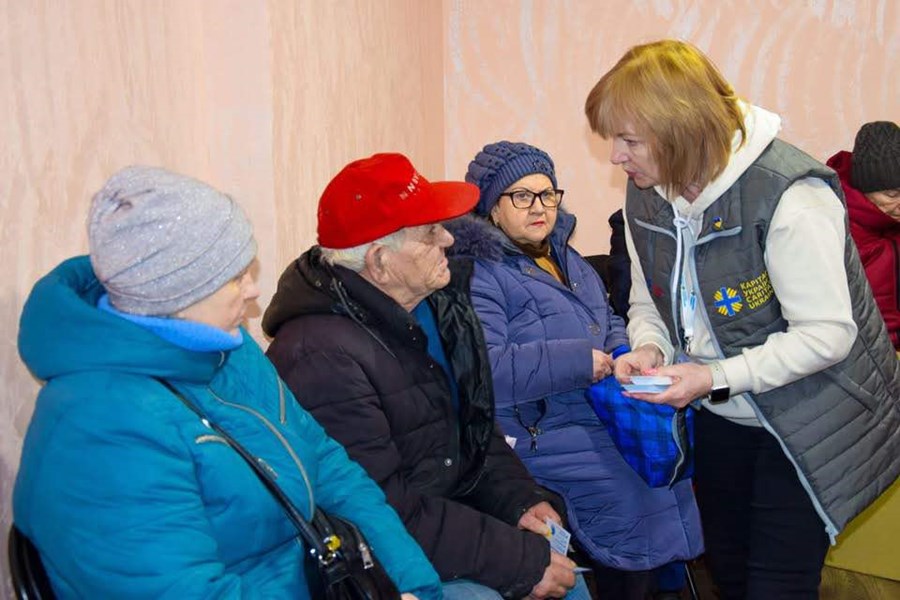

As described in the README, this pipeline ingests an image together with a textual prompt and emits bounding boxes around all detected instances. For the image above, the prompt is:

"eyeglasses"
[498,188,564,209]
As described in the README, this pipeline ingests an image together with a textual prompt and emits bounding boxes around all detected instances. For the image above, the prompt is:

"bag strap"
[154,378,330,560]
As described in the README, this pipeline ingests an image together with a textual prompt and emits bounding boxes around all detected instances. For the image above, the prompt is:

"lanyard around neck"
[672,211,696,348]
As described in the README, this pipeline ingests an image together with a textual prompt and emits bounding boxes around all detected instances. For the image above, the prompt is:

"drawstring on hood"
[658,102,782,354]
[671,206,696,350]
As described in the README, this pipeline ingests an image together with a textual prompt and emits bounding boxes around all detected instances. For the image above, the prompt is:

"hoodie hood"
[262,246,409,341]
[445,211,576,262]
[18,256,223,383]
[263,246,456,361]
[828,150,900,234]
[668,102,782,218]
[262,248,343,337]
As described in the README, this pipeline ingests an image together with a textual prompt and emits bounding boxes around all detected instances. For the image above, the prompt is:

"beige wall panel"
[0,1,442,595]
[3,0,895,595]
[0,3,272,595]
[445,0,900,255]
[269,0,445,270]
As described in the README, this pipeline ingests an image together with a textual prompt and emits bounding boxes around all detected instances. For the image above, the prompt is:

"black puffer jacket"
[262,247,556,597]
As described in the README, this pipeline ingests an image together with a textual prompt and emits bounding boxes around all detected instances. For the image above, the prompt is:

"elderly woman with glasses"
[447,141,703,598]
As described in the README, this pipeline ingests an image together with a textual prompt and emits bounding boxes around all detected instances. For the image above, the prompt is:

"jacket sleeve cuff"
[526,486,567,527]
[610,344,631,359]
[546,338,595,392]
[720,353,753,395]
[499,533,550,599]
[634,336,673,365]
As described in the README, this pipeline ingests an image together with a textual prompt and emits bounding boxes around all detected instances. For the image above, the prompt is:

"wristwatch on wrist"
[708,361,730,404]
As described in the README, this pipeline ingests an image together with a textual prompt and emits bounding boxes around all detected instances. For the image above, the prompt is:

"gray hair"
[320,229,407,272]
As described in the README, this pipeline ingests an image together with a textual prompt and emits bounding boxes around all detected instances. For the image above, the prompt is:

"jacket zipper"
[688,237,839,543]
[634,219,681,348]
[636,213,838,539]
[207,380,316,513]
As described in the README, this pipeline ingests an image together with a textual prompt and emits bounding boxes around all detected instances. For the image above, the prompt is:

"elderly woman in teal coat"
[13,166,440,599]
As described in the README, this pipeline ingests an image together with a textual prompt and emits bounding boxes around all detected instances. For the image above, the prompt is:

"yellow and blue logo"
[714,287,743,317]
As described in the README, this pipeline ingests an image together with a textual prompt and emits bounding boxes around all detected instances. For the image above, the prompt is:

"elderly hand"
[624,361,713,409]
[591,349,615,381]
[613,344,664,382]
[528,551,577,599]
[518,501,562,536]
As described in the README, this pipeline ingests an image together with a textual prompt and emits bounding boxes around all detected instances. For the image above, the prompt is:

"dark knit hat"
[89,166,257,316]
[465,141,557,215]
[851,121,900,193]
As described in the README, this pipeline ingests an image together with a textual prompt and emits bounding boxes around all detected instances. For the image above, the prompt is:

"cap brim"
[414,181,480,225]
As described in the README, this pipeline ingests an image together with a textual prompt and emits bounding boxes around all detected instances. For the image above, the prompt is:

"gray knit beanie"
[88,166,257,316]
[465,141,557,216]
[851,121,900,193]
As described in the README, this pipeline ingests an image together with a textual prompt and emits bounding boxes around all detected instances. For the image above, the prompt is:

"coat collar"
[446,211,576,263]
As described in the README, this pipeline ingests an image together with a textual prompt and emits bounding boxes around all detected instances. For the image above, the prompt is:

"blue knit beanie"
[465,141,557,216]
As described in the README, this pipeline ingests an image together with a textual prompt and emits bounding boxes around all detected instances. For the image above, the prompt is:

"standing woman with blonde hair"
[584,40,900,599]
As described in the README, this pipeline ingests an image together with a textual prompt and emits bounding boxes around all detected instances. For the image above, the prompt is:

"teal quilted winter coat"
[14,256,441,599]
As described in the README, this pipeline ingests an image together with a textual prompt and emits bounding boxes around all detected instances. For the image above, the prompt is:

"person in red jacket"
[827,121,900,352]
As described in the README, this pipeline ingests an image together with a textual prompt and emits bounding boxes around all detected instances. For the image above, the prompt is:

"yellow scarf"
[514,239,566,285]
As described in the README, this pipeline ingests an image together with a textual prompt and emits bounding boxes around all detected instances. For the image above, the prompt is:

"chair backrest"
[8,525,56,600]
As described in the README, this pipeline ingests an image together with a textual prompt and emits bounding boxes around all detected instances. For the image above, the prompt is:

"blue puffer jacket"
[447,213,704,570]
[14,256,442,599]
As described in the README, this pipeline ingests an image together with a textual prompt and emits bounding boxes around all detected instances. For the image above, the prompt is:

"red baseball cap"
[317,153,480,249]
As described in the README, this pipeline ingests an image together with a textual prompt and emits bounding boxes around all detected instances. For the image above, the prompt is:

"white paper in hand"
[545,518,571,555]
[622,375,673,394]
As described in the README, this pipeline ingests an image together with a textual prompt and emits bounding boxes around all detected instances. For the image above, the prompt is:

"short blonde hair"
[584,40,746,197]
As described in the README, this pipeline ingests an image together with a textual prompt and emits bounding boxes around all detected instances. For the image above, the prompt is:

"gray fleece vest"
[626,138,900,539]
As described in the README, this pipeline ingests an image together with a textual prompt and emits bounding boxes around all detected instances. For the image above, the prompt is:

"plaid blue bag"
[586,376,694,488]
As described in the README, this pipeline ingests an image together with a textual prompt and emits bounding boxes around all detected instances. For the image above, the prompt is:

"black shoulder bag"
[157,379,400,600]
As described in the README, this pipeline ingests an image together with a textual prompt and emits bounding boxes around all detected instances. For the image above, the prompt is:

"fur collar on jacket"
[446,211,576,262]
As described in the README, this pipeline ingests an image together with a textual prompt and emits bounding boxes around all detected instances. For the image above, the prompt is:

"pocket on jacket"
[823,370,879,414]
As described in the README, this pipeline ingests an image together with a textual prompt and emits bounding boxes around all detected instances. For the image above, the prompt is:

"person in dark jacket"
[262,153,590,600]
[826,121,900,353]
[451,141,702,600]
[606,208,632,321]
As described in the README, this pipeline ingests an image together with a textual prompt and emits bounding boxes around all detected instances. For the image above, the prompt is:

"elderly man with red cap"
[263,153,590,600]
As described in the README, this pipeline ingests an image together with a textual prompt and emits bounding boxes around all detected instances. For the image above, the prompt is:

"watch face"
[709,387,730,404]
